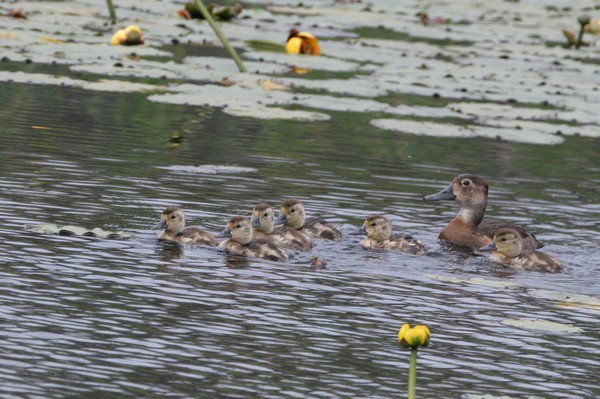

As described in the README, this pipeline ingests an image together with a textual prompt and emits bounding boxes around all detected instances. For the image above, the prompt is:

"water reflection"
[0,82,599,398]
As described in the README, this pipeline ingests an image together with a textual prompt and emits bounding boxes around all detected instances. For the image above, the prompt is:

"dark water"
[0,82,599,398]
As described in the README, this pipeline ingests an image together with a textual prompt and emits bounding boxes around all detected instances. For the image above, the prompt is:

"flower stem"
[193,0,247,73]
[408,347,418,399]
[576,24,585,49]
[105,0,117,24]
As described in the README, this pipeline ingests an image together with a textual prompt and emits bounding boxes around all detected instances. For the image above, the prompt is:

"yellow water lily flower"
[398,324,430,348]
[110,25,144,46]
[285,29,320,55]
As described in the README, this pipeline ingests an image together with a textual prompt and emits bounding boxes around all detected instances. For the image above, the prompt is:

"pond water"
[0,81,599,398]
[2,0,600,397]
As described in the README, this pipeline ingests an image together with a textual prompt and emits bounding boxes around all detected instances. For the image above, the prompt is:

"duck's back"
[274,226,314,250]
[304,217,342,241]
[387,233,427,255]
[244,239,288,262]
[178,227,219,246]
[478,219,543,250]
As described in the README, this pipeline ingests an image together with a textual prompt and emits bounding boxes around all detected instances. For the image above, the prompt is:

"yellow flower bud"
[398,324,430,348]
[285,29,320,55]
[110,29,127,45]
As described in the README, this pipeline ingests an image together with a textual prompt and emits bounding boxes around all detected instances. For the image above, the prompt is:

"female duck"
[423,174,543,251]
[251,203,314,250]
[479,228,562,273]
[275,198,342,241]
[355,215,426,255]
[219,216,288,262]
[157,207,218,246]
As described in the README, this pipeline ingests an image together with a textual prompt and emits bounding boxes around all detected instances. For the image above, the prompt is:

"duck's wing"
[180,227,219,246]
[248,239,288,262]
[478,219,544,249]
[304,217,342,241]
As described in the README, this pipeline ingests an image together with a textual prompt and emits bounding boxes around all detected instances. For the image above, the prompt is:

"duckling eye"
[236,224,241,229]
[462,179,471,186]
[290,208,295,213]
[501,237,507,242]
[370,222,377,227]
[263,213,268,217]
[170,215,176,219]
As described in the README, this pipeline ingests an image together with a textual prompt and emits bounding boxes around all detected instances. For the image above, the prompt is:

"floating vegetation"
[1,1,600,143]
[502,318,583,333]
[30,223,134,239]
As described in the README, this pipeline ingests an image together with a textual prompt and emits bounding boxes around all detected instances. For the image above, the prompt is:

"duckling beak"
[250,217,261,228]
[479,242,497,251]
[423,183,456,201]
[350,225,367,236]
[218,227,232,238]
[156,220,168,229]
[274,214,287,226]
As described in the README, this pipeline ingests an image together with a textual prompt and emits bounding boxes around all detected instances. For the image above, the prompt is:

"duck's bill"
[479,242,497,251]
[274,214,287,226]
[423,183,456,201]
[156,220,167,229]
[250,217,261,228]
[218,228,232,238]
[350,225,367,236]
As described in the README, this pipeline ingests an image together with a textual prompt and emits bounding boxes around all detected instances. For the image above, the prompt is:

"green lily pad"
[502,318,583,333]
[426,274,522,288]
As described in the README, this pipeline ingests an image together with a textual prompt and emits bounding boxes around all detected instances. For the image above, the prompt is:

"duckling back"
[304,217,342,241]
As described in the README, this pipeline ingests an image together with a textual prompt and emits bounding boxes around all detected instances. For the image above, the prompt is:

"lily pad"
[530,289,600,312]
[158,165,258,174]
[426,274,522,289]
[502,318,583,333]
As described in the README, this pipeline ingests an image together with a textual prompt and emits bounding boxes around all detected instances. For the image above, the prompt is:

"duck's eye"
[264,213,268,217]
[462,179,471,186]
[501,237,507,242]
[290,208,295,213]
[370,222,377,227]
[170,215,176,219]
[235,224,241,229]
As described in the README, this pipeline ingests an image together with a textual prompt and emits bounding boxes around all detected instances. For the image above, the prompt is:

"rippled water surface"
[0,81,599,398]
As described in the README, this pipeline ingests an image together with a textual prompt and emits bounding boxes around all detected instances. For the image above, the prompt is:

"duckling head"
[251,203,275,234]
[275,198,305,229]
[361,214,392,241]
[480,228,523,258]
[159,207,186,234]
[223,216,253,245]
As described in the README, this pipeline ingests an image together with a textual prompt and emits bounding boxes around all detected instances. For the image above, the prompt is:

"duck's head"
[158,207,185,234]
[275,198,305,229]
[424,174,488,208]
[480,228,523,257]
[222,216,253,245]
[251,203,275,233]
[355,214,392,241]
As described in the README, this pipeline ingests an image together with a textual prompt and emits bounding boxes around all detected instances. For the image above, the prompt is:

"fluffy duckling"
[157,207,218,246]
[251,203,314,250]
[219,216,288,262]
[424,174,543,251]
[355,215,426,255]
[275,198,342,241]
[479,228,562,273]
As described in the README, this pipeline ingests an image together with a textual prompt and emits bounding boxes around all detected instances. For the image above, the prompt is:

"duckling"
[424,174,543,251]
[355,215,426,255]
[251,203,314,250]
[479,228,562,273]
[157,207,218,246]
[219,216,288,262]
[275,198,342,241]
